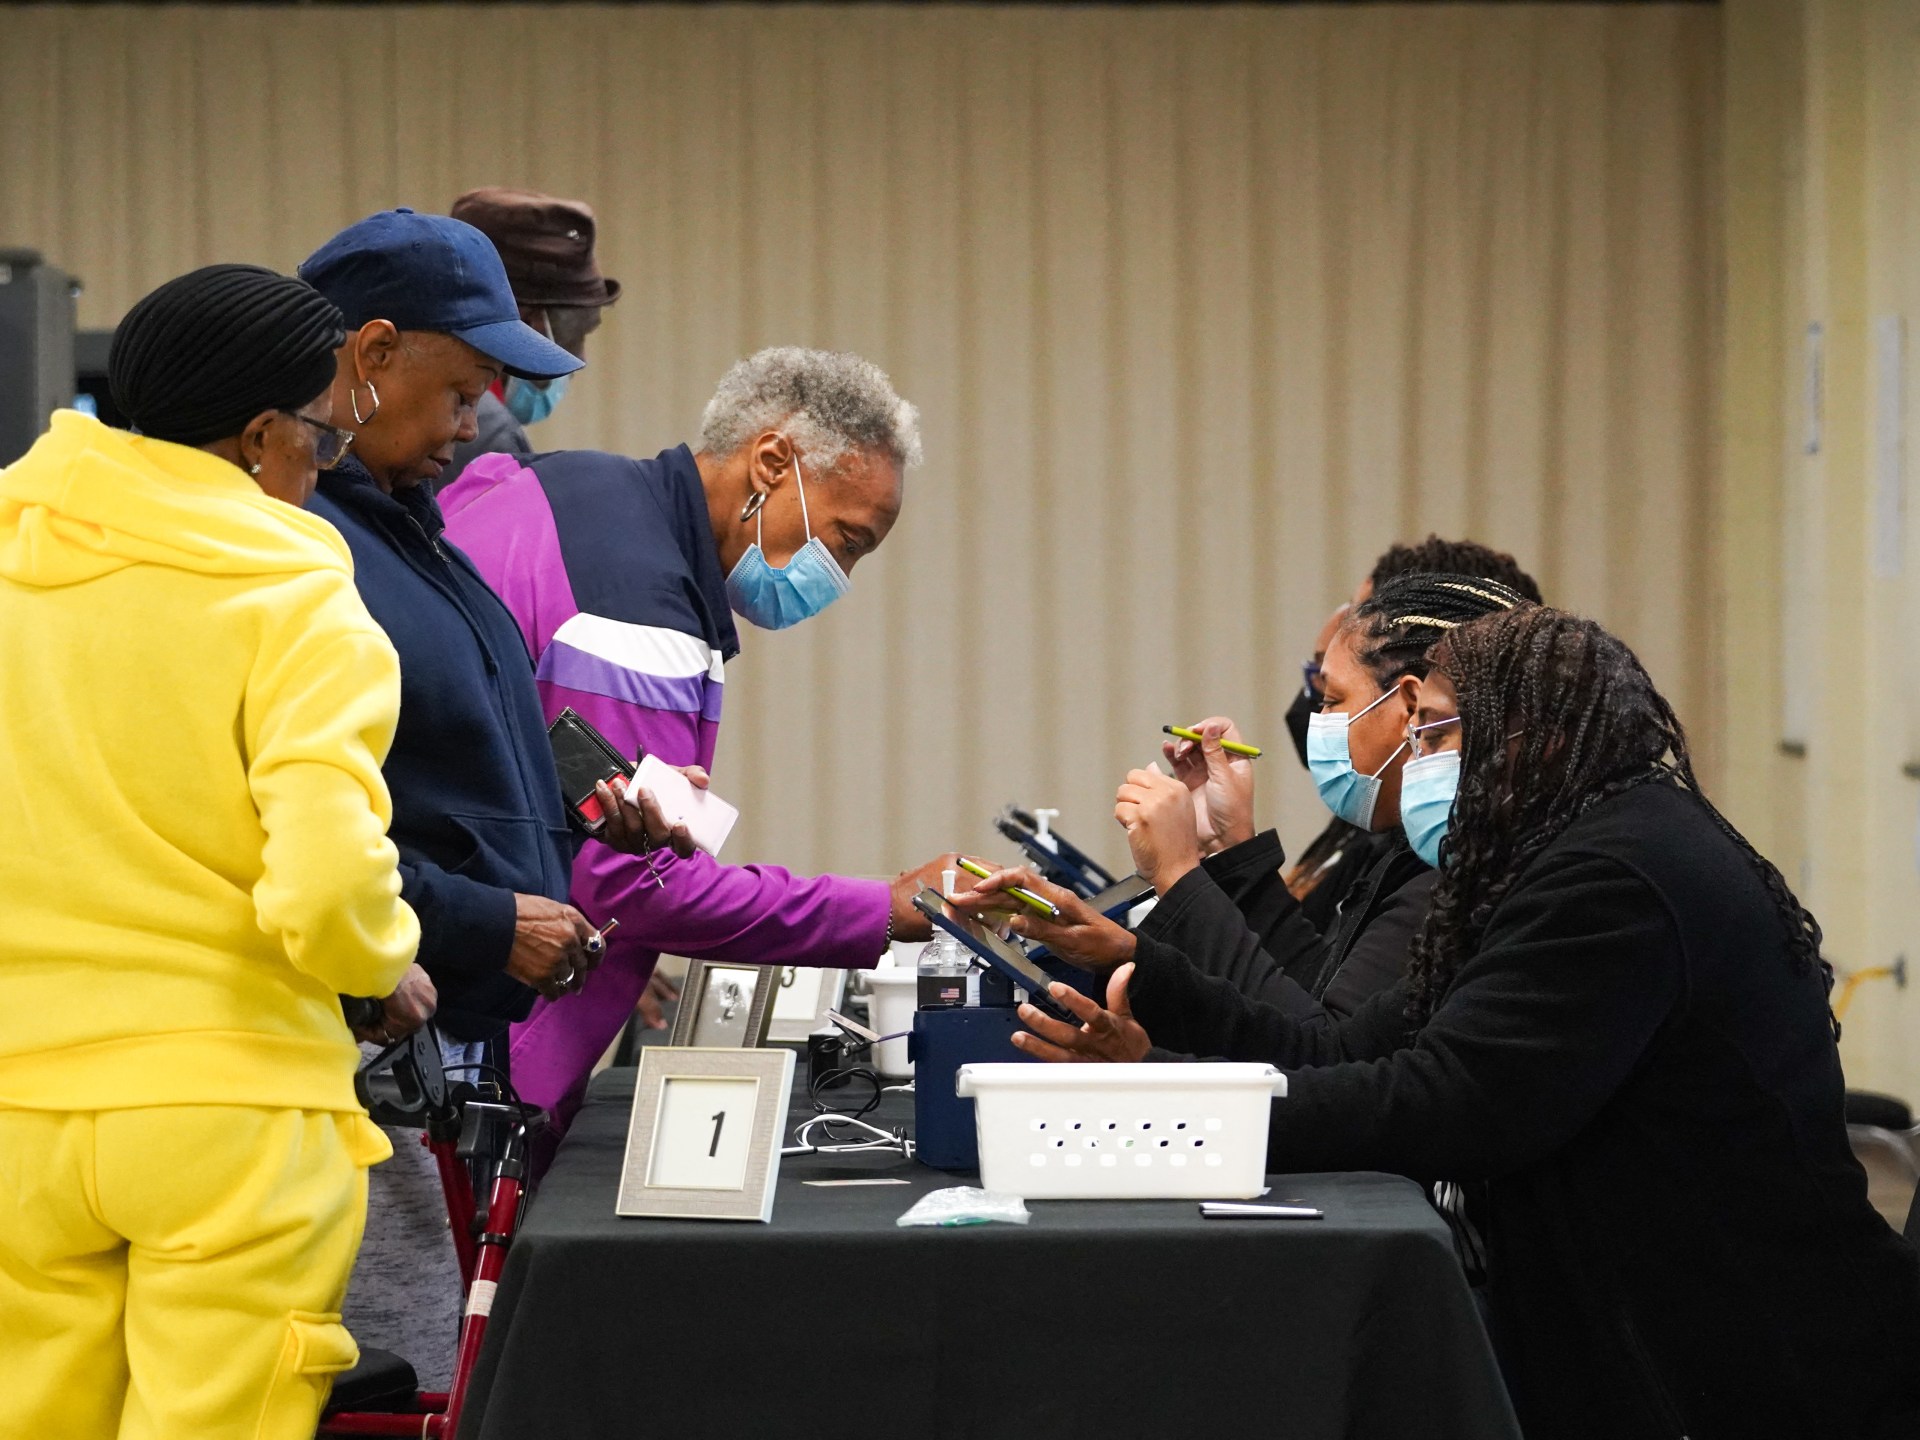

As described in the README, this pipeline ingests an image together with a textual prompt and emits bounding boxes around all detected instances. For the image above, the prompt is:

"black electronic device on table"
[910,889,1077,1024]
[548,707,640,836]
[994,804,1120,899]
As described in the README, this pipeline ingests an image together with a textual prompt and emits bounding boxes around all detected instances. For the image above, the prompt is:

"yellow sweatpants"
[0,1105,390,1440]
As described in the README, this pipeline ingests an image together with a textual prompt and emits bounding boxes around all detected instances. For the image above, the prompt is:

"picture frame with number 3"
[766,966,849,1043]
[616,1046,794,1222]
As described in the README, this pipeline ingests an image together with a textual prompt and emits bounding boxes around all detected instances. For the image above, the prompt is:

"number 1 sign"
[617,1047,794,1222]
[647,1076,759,1190]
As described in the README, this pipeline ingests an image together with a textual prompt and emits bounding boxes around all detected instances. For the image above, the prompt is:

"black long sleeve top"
[1129,780,1920,1440]
[1134,827,1433,1019]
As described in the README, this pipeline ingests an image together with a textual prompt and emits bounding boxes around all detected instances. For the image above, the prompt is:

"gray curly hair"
[698,346,923,475]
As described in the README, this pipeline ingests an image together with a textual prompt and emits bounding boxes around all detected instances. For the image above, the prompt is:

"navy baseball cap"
[298,208,583,380]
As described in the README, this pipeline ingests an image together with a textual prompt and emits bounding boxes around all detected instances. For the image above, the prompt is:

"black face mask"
[1284,683,1318,768]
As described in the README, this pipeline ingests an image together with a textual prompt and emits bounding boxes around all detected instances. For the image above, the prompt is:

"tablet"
[1025,874,1156,973]
[1083,873,1155,919]
[910,889,1077,1024]
[993,806,1117,897]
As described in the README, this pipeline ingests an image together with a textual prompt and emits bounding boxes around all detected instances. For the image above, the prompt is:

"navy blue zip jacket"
[309,457,576,1041]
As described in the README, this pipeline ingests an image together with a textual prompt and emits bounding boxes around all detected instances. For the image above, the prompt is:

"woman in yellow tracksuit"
[0,266,422,1439]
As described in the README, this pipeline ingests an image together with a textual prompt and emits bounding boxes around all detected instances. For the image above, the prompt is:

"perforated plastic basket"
[955,1062,1286,1200]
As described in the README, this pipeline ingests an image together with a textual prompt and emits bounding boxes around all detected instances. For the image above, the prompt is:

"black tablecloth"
[460,1067,1519,1440]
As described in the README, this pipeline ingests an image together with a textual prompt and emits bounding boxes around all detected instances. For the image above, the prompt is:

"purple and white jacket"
[440,446,888,1143]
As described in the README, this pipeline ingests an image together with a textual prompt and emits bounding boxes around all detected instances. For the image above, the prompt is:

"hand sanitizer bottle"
[1032,809,1061,854]
[917,868,968,1009]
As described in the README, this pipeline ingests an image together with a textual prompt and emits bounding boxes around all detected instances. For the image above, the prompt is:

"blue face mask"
[1398,749,1460,868]
[724,450,851,630]
[1306,684,1408,829]
[504,372,570,426]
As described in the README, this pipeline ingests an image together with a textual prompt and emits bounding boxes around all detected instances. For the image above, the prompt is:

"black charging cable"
[805,1027,887,1119]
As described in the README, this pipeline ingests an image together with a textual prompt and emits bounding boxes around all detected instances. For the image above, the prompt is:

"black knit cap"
[108,264,346,447]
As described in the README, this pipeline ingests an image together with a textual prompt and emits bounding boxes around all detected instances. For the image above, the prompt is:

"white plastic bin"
[865,967,919,1077]
[955,1062,1286,1200]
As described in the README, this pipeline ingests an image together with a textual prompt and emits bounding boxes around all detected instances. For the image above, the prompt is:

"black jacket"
[309,460,575,1040]
[1131,781,1920,1440]
[1140,829,1433,1018]
[1291,815,1383,932]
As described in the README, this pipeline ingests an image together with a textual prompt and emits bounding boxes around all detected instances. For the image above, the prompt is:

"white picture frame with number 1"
[616,1046,795,1222]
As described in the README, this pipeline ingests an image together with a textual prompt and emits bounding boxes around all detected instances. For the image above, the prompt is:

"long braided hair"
[1342,572,1533,691]
[1406,607,1830,1029]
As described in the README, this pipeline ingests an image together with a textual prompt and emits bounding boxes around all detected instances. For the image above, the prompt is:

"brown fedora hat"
[451,187,620,309]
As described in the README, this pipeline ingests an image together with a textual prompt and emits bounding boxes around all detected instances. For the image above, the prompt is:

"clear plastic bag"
[895,1186,1032,1228]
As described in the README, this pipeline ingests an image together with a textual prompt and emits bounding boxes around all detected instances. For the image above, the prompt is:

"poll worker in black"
[1026,574,1526,1019]
[1280,536,1542,926]
[961,606,1920,1440]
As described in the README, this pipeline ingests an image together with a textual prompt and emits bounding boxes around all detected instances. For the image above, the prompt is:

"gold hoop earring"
[739,491,768,523]
[351,381,381,427]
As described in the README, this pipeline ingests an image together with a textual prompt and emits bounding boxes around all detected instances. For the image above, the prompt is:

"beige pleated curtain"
[0,4,1719,882]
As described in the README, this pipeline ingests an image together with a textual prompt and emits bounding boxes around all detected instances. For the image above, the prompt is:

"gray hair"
[698,346,923,475]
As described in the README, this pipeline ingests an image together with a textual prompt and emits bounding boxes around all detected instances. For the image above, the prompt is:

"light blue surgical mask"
[1306,685,1408,828]
[1399,749,1461,869]
[724,450,850,630]
[504,372,570,426]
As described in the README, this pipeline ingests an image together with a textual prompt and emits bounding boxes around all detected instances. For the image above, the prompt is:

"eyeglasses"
[1406,716,1460,758]
[281,411,356,470]
[1405,718,1529,758]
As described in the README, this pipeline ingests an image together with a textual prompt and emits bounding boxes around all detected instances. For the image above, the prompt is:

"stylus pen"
[1199,1202,1324,1220]
[1163,725,1263,759]
[954,856,1061,918]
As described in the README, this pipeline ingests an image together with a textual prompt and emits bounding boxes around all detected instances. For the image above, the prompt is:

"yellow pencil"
[954,856,1061,917]
[1163,725,1263,759]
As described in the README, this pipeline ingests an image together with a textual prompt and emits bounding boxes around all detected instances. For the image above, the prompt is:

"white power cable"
[782,1112,915,1160]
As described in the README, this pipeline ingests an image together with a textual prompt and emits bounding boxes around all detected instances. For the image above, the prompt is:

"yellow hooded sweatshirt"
[0,411,420,1114]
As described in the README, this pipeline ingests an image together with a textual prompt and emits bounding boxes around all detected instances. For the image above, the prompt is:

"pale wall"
[1721,0,1920,1097]
[1,4,1720,954]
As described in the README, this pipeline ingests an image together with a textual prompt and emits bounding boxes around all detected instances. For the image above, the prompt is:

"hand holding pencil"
[954,855,1060,917]
[1162,724,1263,759]
[1161,716,1259,855]
[946,863,1139,974]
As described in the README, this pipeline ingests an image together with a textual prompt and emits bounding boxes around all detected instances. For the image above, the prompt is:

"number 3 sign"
[617,1047,794,1222]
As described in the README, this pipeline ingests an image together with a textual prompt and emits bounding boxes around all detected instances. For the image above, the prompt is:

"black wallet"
[547,708,643,835]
